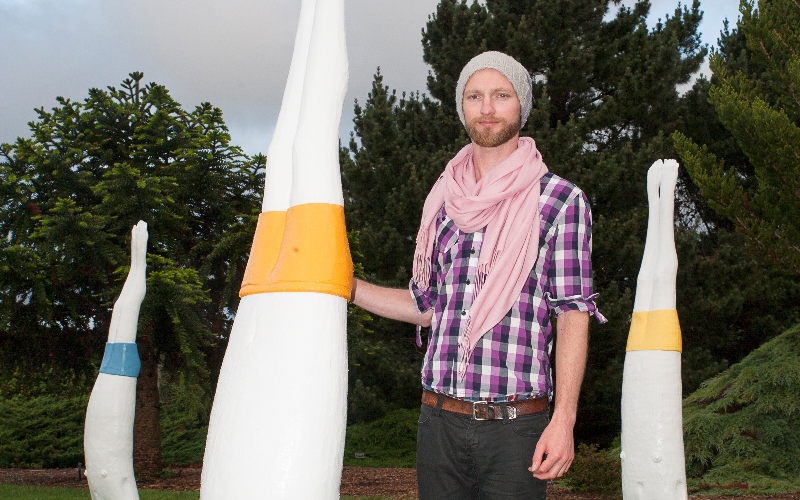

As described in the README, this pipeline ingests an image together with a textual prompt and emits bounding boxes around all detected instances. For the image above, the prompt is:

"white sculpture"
[200,0,352,498]
[620,160,688,499]
[84,220,148,500]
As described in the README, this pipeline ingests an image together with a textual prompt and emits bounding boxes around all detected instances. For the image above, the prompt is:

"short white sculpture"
[84,221,148,500]
[200,0,352,498]
[620,160,688,499]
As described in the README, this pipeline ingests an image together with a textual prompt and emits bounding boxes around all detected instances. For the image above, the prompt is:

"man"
[351,51,605,499]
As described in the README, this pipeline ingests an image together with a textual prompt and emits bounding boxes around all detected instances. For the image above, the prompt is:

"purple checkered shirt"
[410,172,606,402]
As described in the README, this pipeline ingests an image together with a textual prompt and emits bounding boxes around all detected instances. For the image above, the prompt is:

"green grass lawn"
[0,484,396,500]
[0,484,199,499]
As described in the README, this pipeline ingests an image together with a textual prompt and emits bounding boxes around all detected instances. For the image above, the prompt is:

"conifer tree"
[674,7,800,482]
[674,0,800,274]
[683,322,800,489]
[0,73,263,473]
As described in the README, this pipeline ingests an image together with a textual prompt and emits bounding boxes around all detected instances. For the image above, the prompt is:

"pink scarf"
[412,137,548,378]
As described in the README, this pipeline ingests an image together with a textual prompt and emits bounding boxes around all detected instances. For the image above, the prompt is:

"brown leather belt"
[422,389,548,420]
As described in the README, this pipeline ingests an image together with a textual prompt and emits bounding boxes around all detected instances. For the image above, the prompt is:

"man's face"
[462,68,522,148]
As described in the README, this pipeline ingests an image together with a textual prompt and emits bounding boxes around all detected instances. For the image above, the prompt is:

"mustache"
[471,118,505,125]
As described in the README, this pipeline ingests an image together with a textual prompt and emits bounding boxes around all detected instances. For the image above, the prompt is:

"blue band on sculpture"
[99,342,141,377]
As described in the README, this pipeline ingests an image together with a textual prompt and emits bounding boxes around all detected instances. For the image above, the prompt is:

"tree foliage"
[683,322,800,492]
[0,369,90,469]
[0,392,88,469]
[0,72,263,471]
[674,0,800,274]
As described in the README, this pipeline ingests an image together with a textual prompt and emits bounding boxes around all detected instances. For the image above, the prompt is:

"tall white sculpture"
[84,221,148,500]
[200,0,352,498]
[620,160,688,499]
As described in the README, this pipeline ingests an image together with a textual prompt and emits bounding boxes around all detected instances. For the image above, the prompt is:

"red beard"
[466,116,521,148]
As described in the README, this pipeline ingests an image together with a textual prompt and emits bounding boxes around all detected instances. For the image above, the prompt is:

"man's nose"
[481,97,495,115]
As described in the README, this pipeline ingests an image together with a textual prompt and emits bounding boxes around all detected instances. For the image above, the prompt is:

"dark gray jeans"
[416,402,549,499]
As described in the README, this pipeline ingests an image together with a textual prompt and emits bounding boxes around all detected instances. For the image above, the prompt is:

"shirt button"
[470,248,475,254]
[466,279,471,285]
[461,310,467,316]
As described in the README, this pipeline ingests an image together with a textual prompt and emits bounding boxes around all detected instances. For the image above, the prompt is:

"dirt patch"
[1,467,799,499]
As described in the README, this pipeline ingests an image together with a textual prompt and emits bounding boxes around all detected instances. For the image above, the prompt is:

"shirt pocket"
[538,216,557,249]
[435,217,460,271]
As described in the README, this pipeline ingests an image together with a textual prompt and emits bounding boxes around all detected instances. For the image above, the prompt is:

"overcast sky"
[1,0,740,157]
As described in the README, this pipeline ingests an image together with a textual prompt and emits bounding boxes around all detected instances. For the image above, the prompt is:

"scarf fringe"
[475,265,486,302]
[457,317,474,381]
[475,245,500,296]
[491,247,500,269]
[412,253,432,290]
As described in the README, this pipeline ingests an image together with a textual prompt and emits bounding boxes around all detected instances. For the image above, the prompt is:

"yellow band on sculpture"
[240,211,287,294]
[626,309,682,352]
[239,203,353,300]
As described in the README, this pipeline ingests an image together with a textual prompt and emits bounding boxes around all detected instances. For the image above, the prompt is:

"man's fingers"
[528,443,546,472]
[532,453,571,480]
[532,453,557,476]
[532,455,573,480]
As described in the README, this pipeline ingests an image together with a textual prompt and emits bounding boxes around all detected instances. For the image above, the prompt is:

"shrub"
[557,443,621,497]
[0,369,211,469]
[682,322,800,493]
[0,393,88,468]
[343,408,418,467]
[160,376,211,466]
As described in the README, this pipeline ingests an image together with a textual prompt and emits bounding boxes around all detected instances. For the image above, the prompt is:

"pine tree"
[671,0,800,394]
[0,73,263,474]
[673,6,800,484]
[674,0,800,274]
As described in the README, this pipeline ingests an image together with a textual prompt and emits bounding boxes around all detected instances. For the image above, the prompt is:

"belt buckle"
[472,401,517,420]
[472,401,490,420]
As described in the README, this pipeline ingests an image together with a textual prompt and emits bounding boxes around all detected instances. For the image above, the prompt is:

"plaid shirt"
[410,172,605,402]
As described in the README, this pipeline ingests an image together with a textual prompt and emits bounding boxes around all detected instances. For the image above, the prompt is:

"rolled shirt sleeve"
[410,251,439,346]
[410,276,437,314]
[545,191,607,323]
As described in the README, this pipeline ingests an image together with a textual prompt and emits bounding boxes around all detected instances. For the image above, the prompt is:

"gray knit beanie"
[455,51,532,129]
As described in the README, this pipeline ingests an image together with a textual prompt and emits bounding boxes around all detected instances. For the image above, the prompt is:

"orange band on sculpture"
[239,203,353,300]
[626,309,682,352]
[240,211,287,295]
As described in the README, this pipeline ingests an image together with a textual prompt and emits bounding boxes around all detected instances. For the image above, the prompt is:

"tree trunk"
[134,328,162,478]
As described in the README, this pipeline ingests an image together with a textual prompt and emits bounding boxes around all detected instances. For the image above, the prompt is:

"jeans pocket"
[418,403,434,426]
[510,411,549,437]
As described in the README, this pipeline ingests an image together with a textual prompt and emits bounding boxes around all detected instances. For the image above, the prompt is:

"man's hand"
[528,309,588,480]
[528,415,575,480]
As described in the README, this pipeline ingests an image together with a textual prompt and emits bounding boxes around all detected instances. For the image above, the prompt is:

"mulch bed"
[1,467,799,499]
